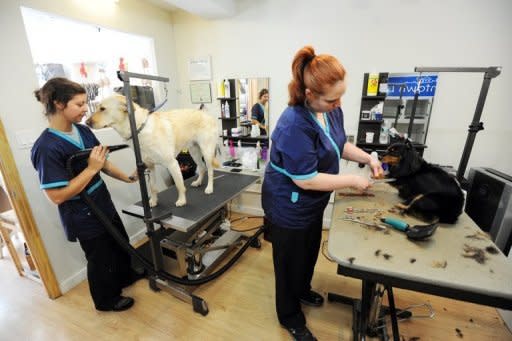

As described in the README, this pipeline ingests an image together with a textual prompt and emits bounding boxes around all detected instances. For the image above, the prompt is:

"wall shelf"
[357,72,436,152]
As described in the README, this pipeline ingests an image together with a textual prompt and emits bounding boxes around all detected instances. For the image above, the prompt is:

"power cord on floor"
[230,216,264,232]
[321,239,335,262]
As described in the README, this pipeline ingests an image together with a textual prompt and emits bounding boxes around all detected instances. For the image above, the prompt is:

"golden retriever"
[86,95,218,207]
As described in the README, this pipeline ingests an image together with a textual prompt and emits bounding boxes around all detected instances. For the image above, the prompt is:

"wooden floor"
[1,215,511,340]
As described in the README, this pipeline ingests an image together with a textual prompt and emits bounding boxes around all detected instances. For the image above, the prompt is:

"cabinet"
[356,72,438,156]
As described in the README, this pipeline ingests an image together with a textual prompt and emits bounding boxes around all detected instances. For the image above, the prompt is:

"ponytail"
[287,46,346,106]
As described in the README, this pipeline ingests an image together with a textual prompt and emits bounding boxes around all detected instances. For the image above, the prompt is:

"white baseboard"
[59,267,87,294]
[130,227,149,244]
[58,228,148,294]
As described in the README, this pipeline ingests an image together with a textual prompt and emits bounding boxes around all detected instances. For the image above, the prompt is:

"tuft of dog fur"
[86,95,219,207]
[381,139,464,224]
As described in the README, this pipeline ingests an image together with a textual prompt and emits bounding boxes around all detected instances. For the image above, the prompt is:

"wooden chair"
[0,185,24,276]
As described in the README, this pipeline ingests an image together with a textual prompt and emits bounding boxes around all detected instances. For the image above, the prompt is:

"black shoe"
[96,296,135,312]
[112,296,134,311]
[285,325,317,341]
[299,290,324,307]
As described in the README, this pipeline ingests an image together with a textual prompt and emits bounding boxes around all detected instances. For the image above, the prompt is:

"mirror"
[219,77,270,145]
[238,77,270,141]
[218,77,270,171]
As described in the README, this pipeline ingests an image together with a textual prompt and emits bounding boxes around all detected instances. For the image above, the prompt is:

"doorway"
[0,118,61,298]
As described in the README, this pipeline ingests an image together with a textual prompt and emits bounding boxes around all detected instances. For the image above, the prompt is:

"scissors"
[371,178,396,184]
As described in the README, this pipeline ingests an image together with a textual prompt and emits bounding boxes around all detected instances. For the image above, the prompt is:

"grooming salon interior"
[1,0,512,340]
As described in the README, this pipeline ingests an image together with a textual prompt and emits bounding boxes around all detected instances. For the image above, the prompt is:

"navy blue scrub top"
[262,106,346,229]
[31,124,116,242]
[251,103,267,135]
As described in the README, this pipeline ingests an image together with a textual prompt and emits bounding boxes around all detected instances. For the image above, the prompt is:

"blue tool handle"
[381,217,409,231]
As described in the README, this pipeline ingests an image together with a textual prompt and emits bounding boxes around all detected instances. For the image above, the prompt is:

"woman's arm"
[342,143,383,178]
[251,118,266,130]
[293,173,371,192]
[102,160,138,183]
[342,142,372,164]
[292,143,384,192]
[44,146,107,205]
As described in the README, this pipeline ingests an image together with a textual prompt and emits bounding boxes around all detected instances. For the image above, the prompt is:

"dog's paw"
[191,179,202,187]
[149,198,158,207]
[204,187,213,194]
[175,198,187,207]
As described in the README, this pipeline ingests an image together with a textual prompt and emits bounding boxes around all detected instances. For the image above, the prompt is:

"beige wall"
[1,0,511,293]
[171,0,512,176]
[0,0,178,292]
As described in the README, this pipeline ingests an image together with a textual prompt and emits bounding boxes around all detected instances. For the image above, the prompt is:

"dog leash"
[126,114,150,140]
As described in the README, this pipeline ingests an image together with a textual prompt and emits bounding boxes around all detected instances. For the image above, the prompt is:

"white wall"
[2,0,511,293]
[171,0,512,176]
[0,0,179,292]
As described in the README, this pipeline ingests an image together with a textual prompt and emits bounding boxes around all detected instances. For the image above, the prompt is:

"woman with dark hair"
[251,88,269,136]
[262,47,383,340]
[31,77,142,312]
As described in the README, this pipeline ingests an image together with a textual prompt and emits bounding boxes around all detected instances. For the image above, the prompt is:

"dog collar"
[126,115,149,140]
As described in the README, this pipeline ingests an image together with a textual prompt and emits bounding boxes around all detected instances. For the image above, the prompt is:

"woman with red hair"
[262,46,383,340]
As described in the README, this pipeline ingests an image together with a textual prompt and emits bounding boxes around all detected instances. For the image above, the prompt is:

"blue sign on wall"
[387,74,438,98]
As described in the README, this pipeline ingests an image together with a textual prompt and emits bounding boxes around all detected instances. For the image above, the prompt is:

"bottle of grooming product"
[256,141,261,169]
[229,139,235,158]
[218,81,225,98]
[367,73,379,96]
[224,79,231,98]
[224,102,230,118]
[379,119,390,145]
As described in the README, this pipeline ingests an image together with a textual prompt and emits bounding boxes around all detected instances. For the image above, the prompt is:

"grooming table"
[123,170,260,314]
[327,184,512,340]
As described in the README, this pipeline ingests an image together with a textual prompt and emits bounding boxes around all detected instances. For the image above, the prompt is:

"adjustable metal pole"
[118,70,170,271]
[414,66,501,183]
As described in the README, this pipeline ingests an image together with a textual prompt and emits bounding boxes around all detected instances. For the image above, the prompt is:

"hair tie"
[301,55,315,79]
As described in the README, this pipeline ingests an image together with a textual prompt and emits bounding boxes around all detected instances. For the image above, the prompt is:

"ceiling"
[144,0,237,19]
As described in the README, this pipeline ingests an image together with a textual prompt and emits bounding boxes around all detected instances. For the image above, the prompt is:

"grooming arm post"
[414,66,501,183]
[118,70,170,272]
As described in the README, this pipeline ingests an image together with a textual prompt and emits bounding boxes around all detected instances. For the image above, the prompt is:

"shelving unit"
[217,78,238,136]
[356,72,438,156]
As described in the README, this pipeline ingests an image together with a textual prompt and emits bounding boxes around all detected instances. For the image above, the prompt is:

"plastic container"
[379,119,391,144]
[367,73,379,96]
[223,79,231,98]
[224,102,230,118]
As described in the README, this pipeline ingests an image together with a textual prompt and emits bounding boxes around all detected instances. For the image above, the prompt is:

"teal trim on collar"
[40,181,69,189]
[309,112,341,160]
[270,162,317,180]
[48,124,84,149]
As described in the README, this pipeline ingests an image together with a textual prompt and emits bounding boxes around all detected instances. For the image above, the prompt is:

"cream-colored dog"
[87,95,218,207]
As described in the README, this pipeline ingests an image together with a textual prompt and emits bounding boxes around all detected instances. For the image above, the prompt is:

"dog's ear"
[116,95,128,113]
[402,143,424,174]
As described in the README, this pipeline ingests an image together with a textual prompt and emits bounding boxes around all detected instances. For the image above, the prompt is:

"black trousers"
[78,212,134,310]
[269,217,323,328]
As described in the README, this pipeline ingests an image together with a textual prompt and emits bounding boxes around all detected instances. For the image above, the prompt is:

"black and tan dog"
[381,139,464,224]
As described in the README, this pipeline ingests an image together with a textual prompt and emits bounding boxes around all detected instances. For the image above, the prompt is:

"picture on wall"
[190,81,212,103]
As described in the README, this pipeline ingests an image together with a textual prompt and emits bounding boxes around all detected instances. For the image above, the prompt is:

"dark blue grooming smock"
[251,103,267,135]
[31,124,116,242]
[262,106,346,229]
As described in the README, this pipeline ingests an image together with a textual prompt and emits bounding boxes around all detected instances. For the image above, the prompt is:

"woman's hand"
[349,175,372,192]
[369,157,384,179]
[127,169,139,183]
[87,146,107,173]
